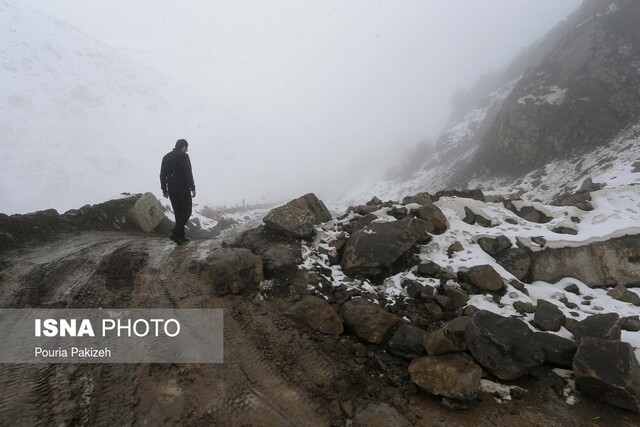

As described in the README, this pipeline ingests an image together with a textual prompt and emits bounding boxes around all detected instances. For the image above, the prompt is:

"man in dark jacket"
[160,139,196,244]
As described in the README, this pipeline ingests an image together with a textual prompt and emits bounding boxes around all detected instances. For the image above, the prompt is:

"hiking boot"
[169,234,184,245]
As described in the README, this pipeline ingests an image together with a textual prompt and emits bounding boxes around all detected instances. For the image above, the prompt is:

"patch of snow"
[517,85,567,106]
[552,369,579,405]
[480,379,525,402]
[606,3,620,15]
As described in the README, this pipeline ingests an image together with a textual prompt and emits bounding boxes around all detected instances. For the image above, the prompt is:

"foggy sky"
[21,0,581,211]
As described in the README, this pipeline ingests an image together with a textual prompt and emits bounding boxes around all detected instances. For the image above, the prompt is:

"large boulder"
[409,354,482,400]
[287,296,343,335]
[529,235,640,287]
[413,205,448,234]
[574,338,640,413]
[573,313,621,341]
[465,310,544,380]
[477,235,512,257]
[263,193,331,239]
[341,299,399,345]
[199,247,264,295]
[496,248,531,281]
[422,317,469,355]
[533,300,566,332]
[463,265,504,292]
[126,192,165,232]
[233,225,301,278]
[535,332,577,368]
[340,218,426,278]
[388,324,427,360]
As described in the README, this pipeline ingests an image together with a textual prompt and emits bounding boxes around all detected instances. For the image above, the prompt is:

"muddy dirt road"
[0,231,637,426]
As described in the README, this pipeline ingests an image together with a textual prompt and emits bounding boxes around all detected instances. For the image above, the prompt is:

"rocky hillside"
[340,0,640,206]
[475,0,640,175]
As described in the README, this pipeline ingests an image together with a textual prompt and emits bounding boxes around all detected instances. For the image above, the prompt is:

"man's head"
[175,139,189,152]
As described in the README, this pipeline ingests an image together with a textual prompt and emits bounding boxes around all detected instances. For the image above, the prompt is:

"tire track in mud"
[1,232,334,426]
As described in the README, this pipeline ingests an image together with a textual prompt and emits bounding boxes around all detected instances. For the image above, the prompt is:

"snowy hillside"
[0,0,214,214]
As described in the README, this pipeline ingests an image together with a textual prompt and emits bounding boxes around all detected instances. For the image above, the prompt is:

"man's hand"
[163,191,170,199]
[191,189,196,198]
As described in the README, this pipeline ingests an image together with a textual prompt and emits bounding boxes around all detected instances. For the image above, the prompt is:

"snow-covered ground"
[302,183,640,366]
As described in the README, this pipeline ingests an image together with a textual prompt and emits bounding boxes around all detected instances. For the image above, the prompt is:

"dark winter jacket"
[160,149,195,193]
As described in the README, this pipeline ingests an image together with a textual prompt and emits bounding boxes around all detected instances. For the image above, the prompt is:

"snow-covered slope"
[0,0,213,214]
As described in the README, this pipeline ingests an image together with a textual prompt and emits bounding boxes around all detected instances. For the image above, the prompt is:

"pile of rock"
[231,191,640,413]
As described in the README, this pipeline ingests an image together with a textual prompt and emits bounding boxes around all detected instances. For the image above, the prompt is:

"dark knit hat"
[175,139,189,149]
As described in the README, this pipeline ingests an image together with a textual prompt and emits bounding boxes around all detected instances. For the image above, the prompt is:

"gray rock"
[263,193,331,239]
[529,235,640,287]
[422,319,467,355]
[463,265,504,292]
[477,235,512,257]
[409,354,482,400]
[607,284,640,306]
[535,332,577,368]
[233,225,301,278]
[465,310,544,380]
[341,299,399,345]
[443,282,469,310]
[353,402,410,427]
[288,296,343,335]
[424,301,444,321]
[533,300,566,332]
[621,316,640,332]
[514,301,536,314]
[573,313,621,341]
[388,324,427,360]
[126,192,165,232]
[414,204,448,234]
[341,217,425,278]
[496,248,531,281]
[403,280,435,302]
[200,247,264,295]
[574,338,640,413]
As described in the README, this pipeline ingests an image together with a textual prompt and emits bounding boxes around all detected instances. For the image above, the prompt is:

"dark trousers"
[169,190,192,239]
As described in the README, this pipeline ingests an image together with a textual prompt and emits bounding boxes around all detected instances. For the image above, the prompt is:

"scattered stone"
[341,299,399,345]
[574,338,640,413]
[417,260,445,277]
[463,207,492,227]
[633,161,640,173]
[234,225,301,278]
[533,300,566,332]
[403,192,432,206]
[531,236,547,247]
[388,324,428,360]
[573,313,621,341]
[579,177,605,193]
[564,283,581,295]
[463,265,504,292]
[463,305,479,317]
[403,280,436,302]
[535,332,577,368]
[367,196,382,206]
[551,226,578,235]
[434,295,453,312]
[200,247,264,295]
[340,400,354,418]
[434,189,485,202]
[353,402,411,427]
[341,217,425,277]
[443,282,469,310]
[465,310,544,380]
[329,399,343,418]
[477,235,512,257]
[517,206,551,224]
[496,248,531,281]
[263,193,332,239]
[409,354,482,400]
[389,206,408,220]
[288,296,344,335]
[414,205,448,234]
[447,241,464,258]
[621,316,640,332]
[509,279,528,294]
[564,317,578,332]
[607,284,640,306]
[513,301,536,314]
[424,302,444,321]
[423,319,467,355]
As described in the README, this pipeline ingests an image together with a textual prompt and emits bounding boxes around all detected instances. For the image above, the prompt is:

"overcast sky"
[23,0,581,209]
